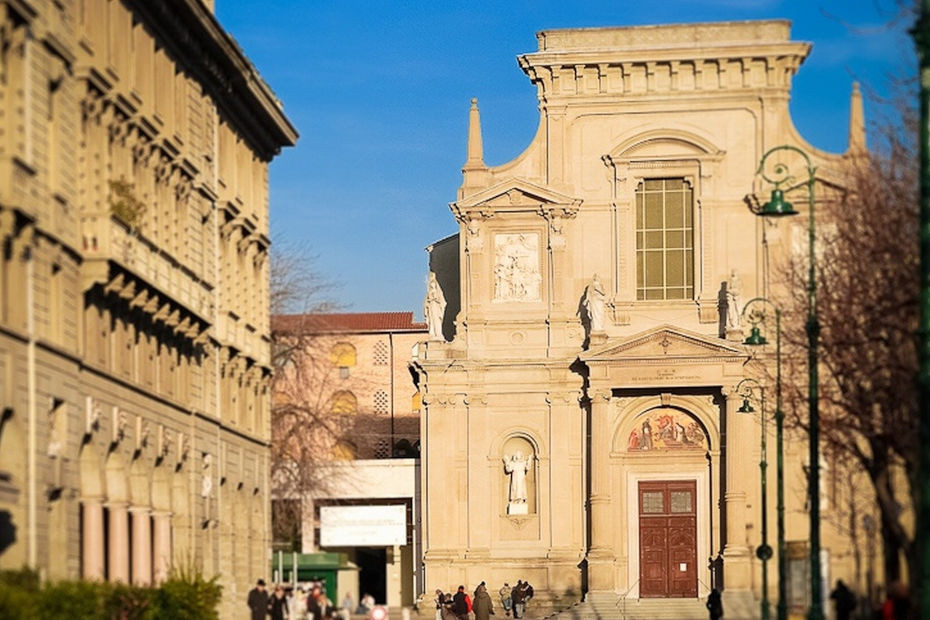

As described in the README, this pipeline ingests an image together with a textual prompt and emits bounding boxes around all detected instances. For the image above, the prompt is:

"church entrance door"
[638,480,698,597]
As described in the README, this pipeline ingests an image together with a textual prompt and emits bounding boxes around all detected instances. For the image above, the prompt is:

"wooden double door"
[638,480,698,598]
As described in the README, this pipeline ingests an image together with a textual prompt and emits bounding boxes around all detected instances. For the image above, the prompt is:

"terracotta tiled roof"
[272,311,427,335]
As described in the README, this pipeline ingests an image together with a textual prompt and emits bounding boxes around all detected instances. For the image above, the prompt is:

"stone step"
[547,596,711,620]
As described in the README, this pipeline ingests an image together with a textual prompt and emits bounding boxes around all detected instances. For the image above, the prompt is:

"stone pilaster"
[587,389,614,591]
[723,388,752,591]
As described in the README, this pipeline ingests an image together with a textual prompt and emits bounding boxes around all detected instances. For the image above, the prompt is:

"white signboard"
[320,505,407,547]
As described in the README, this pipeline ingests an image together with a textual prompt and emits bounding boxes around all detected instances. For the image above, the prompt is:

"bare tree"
[268,241,345,550]
[775,115,919,585]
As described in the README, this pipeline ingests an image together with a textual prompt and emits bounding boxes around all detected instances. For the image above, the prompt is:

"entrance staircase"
[546,591,708,620]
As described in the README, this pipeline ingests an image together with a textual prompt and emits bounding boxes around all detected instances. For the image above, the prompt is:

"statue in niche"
[582,273,607,333]
[503,451,531,515]
[493,234,541,302]
[726,269,742,330]
[424,272,446,341]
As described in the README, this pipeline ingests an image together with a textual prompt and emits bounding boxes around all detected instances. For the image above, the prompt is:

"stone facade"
[0,0,296,616]
[414,21,867,615]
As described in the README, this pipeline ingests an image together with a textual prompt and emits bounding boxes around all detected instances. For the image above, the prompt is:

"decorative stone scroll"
[493,233,541,302]
[627,409,707,452]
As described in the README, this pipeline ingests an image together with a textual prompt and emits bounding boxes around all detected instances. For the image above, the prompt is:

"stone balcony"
[81,214,214,325]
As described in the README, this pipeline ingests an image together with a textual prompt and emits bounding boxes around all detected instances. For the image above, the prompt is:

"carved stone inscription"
[493,233,541,302]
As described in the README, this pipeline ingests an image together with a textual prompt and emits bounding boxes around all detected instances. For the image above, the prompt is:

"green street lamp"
[750,145,821,620]
[734,377,772,620]
[742,298,787,620]
[914,2,930,618]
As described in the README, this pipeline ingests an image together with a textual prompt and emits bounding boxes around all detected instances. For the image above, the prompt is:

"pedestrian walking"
[248,579,270,620]
[441,592,457,620]
[706,588,723,620]
[473,583,495,620]
[499,583,512,617]
[452,585,470,620]
[830,580,856,620]
[434,589,446,620]
[511,581,525,620]
[270,585,290,620]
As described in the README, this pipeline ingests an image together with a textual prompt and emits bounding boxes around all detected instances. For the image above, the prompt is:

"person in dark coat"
[452,585,469,620]
[248,579,270,620]
[269,585,289,620]
[706,588,723,620]
[308,585,327,620]
[473,583,495,620]
[511,581,525,619]
[830,580,856,620]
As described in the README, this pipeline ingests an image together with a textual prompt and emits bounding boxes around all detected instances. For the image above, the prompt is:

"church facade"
[413,21,865,614]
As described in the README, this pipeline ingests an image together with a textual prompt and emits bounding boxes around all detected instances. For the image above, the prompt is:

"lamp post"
[734,377,771,620]
[742,297,786,620]
[749,145,821,620]
[913,3,930,618]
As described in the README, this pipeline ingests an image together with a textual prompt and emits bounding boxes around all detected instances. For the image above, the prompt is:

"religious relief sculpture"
[493,233,541,302]
[582,273,607,333]
[424,272,446,341]
[627,410,707,452]
[725,269,742,331]
[503,451,531,515]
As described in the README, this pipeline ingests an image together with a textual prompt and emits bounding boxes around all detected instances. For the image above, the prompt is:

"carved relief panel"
[492,233,541,302]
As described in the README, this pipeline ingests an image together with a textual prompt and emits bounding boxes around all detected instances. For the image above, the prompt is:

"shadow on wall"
[575,293,591,350]
[716,281,727,339]
[0,510,16,557]
[427,235,460,342]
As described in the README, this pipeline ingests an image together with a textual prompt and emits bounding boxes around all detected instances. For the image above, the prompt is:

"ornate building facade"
[0,0,296,616]
[414,21,866,617]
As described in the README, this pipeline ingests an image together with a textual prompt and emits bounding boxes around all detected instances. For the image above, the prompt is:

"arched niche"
[500,434,537,516]
[105,453,129,503]
[78,443,105,499]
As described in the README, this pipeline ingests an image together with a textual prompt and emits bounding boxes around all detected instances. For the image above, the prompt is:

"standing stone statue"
[424,272,446,341]
[725,269,742,331]
[582,273,607,333]
[503,451,531,515]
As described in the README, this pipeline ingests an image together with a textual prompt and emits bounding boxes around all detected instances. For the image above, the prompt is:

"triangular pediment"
[581,325,747,362]
[455,177,581,210]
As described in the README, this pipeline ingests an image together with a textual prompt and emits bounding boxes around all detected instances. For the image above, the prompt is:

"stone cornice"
[126,0,298,161]
[518,21,810,102]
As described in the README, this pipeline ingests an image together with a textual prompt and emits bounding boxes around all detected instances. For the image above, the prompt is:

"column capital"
[589,388,612,403]
[722,385,742,399]
[128,505,152,514]
[104,500,129,510]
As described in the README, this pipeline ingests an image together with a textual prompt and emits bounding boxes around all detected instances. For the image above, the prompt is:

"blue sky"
[217,1,913,316]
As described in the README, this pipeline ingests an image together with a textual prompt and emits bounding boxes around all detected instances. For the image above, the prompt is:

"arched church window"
[330,390,357,415]
[329,342,356,378]
[332,440,357,461]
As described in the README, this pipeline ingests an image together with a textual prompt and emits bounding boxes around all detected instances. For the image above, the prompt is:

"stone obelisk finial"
[847,82,866,155]
[465,98,485,168]
[460,98,489,199]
